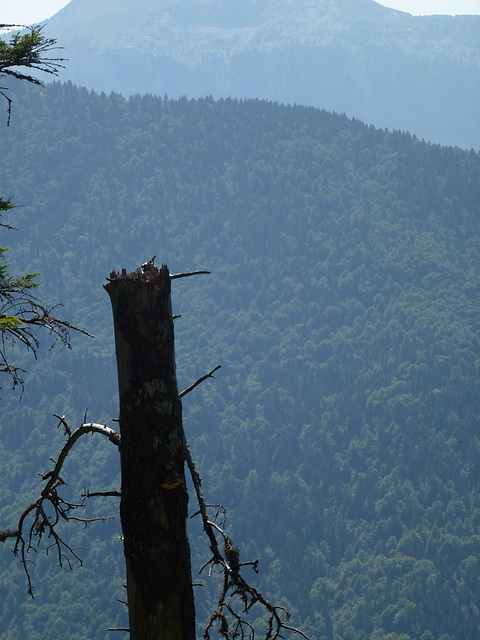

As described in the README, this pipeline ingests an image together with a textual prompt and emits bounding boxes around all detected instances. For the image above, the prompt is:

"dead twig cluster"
[0,415,119,596]
[185,442,309,640]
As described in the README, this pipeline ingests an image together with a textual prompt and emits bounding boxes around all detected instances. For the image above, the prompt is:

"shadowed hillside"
[0,81,479,639]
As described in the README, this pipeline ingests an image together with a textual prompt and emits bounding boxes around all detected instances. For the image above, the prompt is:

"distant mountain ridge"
[39,0,480,149]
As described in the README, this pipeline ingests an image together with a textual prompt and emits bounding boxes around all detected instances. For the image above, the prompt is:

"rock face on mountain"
[42,0,480,148]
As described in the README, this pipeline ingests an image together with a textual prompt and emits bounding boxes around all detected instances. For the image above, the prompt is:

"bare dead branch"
[191,503,226,528]
[68,515,115,524]
[82,490,121,499]
[184,440,310,640]
[0,356,25,391]
[179,365,221,399]
[53,413,71,436]
[185,442,223,559]
[0,528,18,542]
[0,88,11,125]
[170,270,211,279]
[0,416,121,596]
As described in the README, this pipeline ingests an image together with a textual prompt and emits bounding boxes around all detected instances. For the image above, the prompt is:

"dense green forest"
[0,81,479,640]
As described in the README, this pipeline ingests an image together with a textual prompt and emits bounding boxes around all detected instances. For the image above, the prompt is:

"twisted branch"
[0,416,120,596]
[184,442,309,640]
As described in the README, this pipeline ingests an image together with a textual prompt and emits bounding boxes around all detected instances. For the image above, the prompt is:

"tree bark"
[105,264,195,640]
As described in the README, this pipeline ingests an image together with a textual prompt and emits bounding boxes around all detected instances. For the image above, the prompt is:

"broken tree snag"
[104,263,195,640]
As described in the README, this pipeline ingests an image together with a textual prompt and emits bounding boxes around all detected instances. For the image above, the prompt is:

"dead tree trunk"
[105,264,195,640]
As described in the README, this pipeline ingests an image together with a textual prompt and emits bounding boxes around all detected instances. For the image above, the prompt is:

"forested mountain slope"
[0,81,479,640]
[39,0,480,149]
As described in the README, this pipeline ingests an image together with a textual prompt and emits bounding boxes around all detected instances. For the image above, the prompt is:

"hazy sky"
[2,0,480,26]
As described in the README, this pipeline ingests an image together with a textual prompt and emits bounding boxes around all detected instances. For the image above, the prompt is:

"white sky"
[1,0,480,26]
